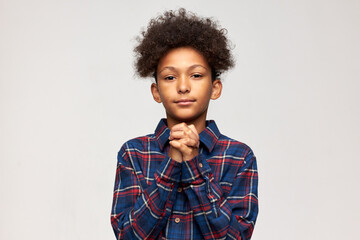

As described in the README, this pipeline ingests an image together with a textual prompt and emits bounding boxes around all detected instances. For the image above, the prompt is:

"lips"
[174,99,196,106]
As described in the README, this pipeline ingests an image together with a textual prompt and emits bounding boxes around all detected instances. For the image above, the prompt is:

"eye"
[192,74,203,79]
[164,75,175,80]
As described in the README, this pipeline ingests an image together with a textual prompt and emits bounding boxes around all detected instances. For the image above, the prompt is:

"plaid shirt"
[111,119,258,240]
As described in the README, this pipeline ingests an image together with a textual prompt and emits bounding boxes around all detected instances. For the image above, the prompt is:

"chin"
[174,114,202,123]
[167,109,207,123]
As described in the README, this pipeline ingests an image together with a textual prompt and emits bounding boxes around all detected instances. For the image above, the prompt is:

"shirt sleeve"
[111,142,182,239]
[181,148,259,240]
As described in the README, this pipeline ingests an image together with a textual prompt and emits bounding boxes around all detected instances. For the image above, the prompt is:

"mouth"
[174,99,196,106]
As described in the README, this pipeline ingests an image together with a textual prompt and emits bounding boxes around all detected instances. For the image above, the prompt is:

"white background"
[1,0,359,239]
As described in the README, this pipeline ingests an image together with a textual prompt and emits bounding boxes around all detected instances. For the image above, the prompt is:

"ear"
[151,83,162,103]
[210,79,222,100]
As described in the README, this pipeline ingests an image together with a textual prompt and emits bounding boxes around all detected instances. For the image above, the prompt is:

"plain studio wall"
[1,0,359,239]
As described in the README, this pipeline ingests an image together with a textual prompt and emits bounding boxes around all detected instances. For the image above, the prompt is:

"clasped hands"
[169,123,200,163]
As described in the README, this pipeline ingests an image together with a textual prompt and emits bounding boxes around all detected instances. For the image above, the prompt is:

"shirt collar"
[154,118,221,152]
[154,119,171,151]
[199,120,220,152]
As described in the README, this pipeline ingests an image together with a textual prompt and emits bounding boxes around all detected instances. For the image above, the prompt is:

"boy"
[111,8,258,240]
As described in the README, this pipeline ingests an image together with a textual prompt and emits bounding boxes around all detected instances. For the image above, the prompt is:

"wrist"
[169,144,183,162]
[182,148,199,161]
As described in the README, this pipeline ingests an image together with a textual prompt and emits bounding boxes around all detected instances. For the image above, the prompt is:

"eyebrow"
[158,64,208,74]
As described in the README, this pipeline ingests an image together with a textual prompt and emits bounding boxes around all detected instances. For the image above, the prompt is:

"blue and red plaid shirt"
[111,119,258,239]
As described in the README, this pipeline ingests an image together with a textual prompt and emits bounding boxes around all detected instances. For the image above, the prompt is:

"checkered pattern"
[111,119,258,239]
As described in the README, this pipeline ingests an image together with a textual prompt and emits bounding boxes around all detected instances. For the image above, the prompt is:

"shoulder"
[117,133,160,165]
[119,133,157,152]
[216,134,256,160]
[215,134,258,174]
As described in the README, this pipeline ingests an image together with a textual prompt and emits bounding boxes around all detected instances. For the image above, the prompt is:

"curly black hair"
[134,8,235,81]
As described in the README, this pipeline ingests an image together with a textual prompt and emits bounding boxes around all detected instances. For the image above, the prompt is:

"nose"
[177,75,190,94]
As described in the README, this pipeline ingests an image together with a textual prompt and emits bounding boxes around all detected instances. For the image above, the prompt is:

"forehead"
[157,47,210,71]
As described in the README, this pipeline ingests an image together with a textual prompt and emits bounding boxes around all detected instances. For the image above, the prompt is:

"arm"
[110,142,181,239]
[181,149,259,240]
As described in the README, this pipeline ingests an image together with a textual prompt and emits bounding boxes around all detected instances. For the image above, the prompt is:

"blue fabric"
[111,119,259,239]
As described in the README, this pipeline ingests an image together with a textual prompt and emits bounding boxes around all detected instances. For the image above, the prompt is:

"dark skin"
[150,47,222,162]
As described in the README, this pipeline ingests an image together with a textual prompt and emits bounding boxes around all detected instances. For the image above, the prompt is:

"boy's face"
[151,47,222,126]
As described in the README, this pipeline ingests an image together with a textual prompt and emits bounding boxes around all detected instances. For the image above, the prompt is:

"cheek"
[158,90,173,106]
[198,84,213,98]
[158,84,173,98]
[157,86,167,100]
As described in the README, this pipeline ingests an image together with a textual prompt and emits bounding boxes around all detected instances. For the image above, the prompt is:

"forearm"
[111,178,179,239]
[182,154,259,240]
[111,147,182,239]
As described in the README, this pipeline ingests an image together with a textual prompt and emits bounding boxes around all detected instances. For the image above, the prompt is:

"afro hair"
[134,8,235,80]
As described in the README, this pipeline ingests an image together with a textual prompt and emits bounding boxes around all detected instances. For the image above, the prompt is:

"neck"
[166,113,207,134]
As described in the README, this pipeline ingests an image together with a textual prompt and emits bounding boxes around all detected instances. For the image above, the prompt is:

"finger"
[170,123,199,144]
[170,122,188,132]
[188,124,199,141]
[170,129,198,144]
[169,130,186,140]
[188,124,198,135]
[182,127,199,146]
[178,137,198,147]
[169,139,182,149]
[177,124,197,138]
[170,140,193,155]
[169,123,187,140]
[170,129,197,140]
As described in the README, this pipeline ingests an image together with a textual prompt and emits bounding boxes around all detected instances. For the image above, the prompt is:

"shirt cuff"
[181,154,211,184]
[156,156,182,183]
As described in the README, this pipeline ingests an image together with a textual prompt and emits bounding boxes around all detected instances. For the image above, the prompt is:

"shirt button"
[177,187,182,192]
[175,218,180,223]
[199,163,203,168]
